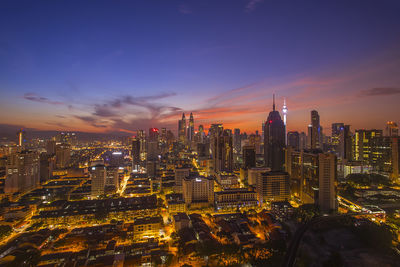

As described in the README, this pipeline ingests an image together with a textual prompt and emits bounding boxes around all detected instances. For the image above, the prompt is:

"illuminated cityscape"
[0,1,400,266]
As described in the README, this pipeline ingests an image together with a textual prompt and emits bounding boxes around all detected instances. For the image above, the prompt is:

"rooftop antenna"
[273,94,275,111]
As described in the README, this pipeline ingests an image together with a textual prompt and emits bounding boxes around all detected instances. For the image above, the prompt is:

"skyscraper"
[287,131,300,150]
[264,95,285,171]
[198,125,205,143]
[392,137,400,183]
[5,150,40,194]
[299,132,307,150]
[386,121,399,137]
[233,128,241,154]
[242,145,256,169]
[91,164,106,197]
[178,113,186,143]
[354,129,382,163]
[215,130,233,173]
[187,112,194,142]
[311,110,320,149]
[318,153,337,213]
[55,143,71,169]
[137,130,146,161]
[132,137,141,170]
[339,125,352,160]
[331,123,344,156]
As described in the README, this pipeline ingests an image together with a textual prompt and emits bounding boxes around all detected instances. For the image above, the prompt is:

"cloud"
[74,115,96,123]
[359,87,400,97]
[23,93,64,105]
[93,104,118,117]
[245,0,263,12]
[104,92,178,118]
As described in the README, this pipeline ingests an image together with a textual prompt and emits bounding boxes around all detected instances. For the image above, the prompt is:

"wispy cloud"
[23,93,64,105]
[359,87,400,97]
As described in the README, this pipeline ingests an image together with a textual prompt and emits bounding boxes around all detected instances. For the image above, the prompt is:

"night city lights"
[0,1,400,266]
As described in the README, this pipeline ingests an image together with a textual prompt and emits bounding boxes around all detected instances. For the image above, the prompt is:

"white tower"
[282,98,288,144]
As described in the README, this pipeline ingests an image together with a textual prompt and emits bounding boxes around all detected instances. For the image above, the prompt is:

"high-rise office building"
[307,125,312,149]
[91,164,106,197]
[132,137,141,170]
[148,128,159,142]
[109,151,124,167]
[178,113,186,143]
[287,131,300,150]
[249,133,262,154]
[332,123,344,137]
[331,123,344,156]
[264,95,285,171]
[214,130,233,173]
[105,166,119,192]
[339,125,352,160]
[256,171,290,205]
[392,137,400,183]
[187,113,194,142]
[137,130,147,161]
[248,167,270,186]
[160,127,167,143]
[242,145,256,169]
[198,125,205,143]
[299,132,307,150]
[286,148,338,210]
[233,128,241,154]
[386,121,399,137]
[46,140,57,155]
[311,110,320,149]
[175,166,190,192]
[55,143,71,169]
[318,153,337,213]
[5,150,40,194]
[147,128,159,161]
[40,153,55,183]
[354,129,383,163]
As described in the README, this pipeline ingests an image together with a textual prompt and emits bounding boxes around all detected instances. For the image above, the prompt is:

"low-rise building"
[214,188,258,210]
[133,216,163,241]
[173,213,191,232]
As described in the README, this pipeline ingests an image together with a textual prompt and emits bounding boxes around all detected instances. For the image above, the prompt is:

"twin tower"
[178,112,194,143]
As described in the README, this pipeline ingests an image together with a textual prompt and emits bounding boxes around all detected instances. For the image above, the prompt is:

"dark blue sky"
[1,0,400,134]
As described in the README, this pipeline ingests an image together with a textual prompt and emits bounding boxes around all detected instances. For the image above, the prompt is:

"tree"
[94,209,108,221]
[0,225,12,240]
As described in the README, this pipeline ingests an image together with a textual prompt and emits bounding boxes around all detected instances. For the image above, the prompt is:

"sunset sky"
[1,0,400,135]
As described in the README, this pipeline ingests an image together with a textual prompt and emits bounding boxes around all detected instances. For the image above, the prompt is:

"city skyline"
[1,0,400,135]
[1,2,400,265]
